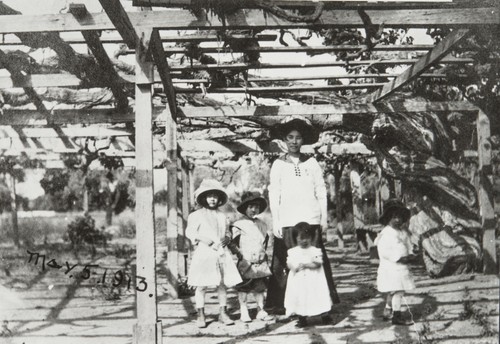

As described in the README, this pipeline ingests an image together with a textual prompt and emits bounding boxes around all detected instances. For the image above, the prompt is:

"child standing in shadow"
[375,199,416,326]
[229,192,274,323]
[284,222,333,327]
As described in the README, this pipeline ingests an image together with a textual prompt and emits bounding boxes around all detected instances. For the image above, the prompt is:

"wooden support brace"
[0,50,48,116]
[370,28,470,102]
[70,3,129,110]
[150,29,177,119]
[477,110,497,274]
[98,0,139,49]
[80,30,129,110]
[165,112,180,297]
[0,48,75,149]
[99,0,177,118]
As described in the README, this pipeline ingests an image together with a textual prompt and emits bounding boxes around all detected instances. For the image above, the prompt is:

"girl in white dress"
[186,179,242,328]
[375,199,416,326]
[284,222,332,327]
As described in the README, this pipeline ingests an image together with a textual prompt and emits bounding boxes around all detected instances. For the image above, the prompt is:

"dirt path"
[0,242,498,344]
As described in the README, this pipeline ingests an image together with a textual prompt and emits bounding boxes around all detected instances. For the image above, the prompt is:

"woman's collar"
[279,153,311,163]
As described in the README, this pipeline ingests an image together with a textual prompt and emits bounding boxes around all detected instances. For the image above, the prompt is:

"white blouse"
[269,154,327,232]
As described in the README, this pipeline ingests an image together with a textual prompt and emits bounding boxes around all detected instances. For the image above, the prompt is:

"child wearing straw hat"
[186,179,242,328]
[375,199,416,326]
[229,191,274,323]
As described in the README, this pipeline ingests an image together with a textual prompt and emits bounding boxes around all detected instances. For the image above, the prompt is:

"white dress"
[375,225,415,292]
[186,208,242,287]
[284,246,332,316]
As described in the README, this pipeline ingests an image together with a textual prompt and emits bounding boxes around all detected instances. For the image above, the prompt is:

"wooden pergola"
[0,0,498,342]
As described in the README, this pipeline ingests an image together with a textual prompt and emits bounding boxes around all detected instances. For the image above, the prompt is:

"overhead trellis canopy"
[0,1,498,341]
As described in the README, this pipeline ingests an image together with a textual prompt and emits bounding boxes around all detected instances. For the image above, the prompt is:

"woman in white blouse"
[265,118,339,314]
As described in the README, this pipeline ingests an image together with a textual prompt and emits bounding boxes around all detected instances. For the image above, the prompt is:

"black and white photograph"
[0,0,498,343]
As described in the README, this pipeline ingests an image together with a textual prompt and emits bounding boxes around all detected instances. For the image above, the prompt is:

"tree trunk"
[83,187,89,213]
[8,174,20,248]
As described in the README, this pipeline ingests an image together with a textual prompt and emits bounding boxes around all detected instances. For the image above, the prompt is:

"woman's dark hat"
[194,179,228,207]
[270,116,320,145]
[237,191,267,215]
[379,199,411,225]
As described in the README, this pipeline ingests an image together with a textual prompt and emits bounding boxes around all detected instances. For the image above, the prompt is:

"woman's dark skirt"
[265,225,340,312]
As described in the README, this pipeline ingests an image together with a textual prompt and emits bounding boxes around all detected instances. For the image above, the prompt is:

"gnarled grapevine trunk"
[361,106,483,276]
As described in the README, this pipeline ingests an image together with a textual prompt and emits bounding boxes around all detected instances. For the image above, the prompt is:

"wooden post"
[350,164,365,252]
[477,110,497,274]
[179,155,190,277]
[188,162,195,207]
[133,39,161,344]
[165,112,180,298]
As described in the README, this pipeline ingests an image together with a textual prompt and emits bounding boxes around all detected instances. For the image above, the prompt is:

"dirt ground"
[1,230,498,344]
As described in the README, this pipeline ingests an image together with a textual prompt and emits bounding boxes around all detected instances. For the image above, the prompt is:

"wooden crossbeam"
[71,5,129,110]
[158,44,435,55]
[177,101,479,118]
[370,29,470,103]
[0,33,277,46]
[0,74,211,88]
[0,108,164,125]
[0,72,466,89]
[0,101,478,125]
[246,73,464,82]
[169,57,474,71]
[133,0,489,9]
[173,83,386,94]
[0,7,497,34]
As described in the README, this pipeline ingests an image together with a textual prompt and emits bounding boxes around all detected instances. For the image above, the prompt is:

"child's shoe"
[219,306,235,326]
[196,308,206,328]
[295,316,308,328]
[256,310,274,321]
[382,307,393,321]
[240,307,252,323]
[321,314,332,325]
[392,311,412,326]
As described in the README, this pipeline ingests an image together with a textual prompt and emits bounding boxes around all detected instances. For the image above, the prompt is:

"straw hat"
[270,116,320,145]
[379,199,411,226]
[236,191,267,215]
[194,179,228,207]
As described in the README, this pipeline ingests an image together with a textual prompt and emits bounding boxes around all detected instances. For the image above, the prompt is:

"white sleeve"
[231,220,242,238]
[269,160,282,233]
[312,159,328,227]
[185,212,199,243]
[311,247,323,265]
[286,248,300,270]
[378,234,407,263]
